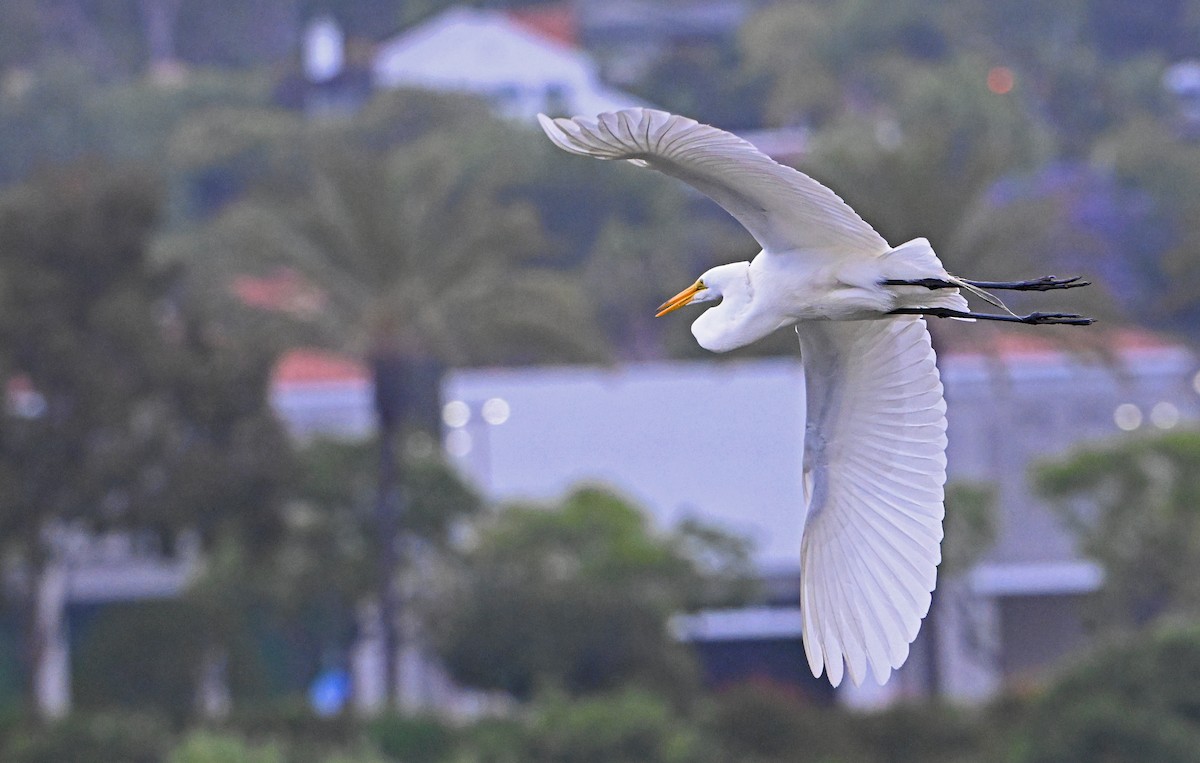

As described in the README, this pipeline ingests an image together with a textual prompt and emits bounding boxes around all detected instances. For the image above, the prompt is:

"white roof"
[373,7,650,119]
[673,606,804,642]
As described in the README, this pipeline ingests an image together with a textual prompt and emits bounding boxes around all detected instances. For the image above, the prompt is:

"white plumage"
[538,108,1085,686]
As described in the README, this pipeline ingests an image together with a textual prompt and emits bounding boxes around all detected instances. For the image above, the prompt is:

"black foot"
[1018,312,1095,325]
[883,275,1091,291]
[889,307,1095,325]
[964,275,1090,292]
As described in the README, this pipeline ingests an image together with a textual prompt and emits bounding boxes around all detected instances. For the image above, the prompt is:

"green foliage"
[0,162,296,715]
[3,711,173,763]
[221,700,358,757]
[854,702,989,763]
[364,714,455,763]
[702,682,852,763]
[432,487,752,699]
[276,438,483,606]
[524,688,703,763]
[1018,624,1200,763]
[73,600,206,723]
[166,93,610,366]
[1035,429,1200,627]
[458,718,528,763]
[0,163,293,550]
[941,482,998,576]
[804,56,1050,254]
[168,730,284,763]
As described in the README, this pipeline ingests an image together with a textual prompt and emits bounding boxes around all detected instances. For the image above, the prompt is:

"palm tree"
[162,94,608,707]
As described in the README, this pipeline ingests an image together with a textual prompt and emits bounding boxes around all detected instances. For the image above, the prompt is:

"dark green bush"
[853,702,987,763]
[168,730,284,763]
[364,714,456,763]
[223,699,358,761]
[702,681,852,763]
[524,688,703,763]
[3,711,173,763]
[460,718,527,763]
[73,600,206,723]
[1019,624,1200,763]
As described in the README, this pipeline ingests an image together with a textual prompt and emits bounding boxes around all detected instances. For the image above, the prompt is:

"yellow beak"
[655,281,706,317]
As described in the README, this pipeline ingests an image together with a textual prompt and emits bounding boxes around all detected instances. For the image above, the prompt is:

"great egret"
[538,108,1092,687]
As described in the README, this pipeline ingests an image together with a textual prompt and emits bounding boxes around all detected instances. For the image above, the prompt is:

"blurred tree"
[703,681,854,763]
[803,57,1051,261]
[627,39,769,130]
[0,163,293,717]
[1099,117,1200,333]
[254,438,481,694]
[1035,430,1200,629]
[163,90,653,708]
[1018,623,1200,763]
[164,96,607,366]
[430,487,753,701]
[2,711,173,763]
[940,482,998,577]
[0,62,272,189]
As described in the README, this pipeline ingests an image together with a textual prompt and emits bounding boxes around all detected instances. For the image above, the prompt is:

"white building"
[372,6,651,121]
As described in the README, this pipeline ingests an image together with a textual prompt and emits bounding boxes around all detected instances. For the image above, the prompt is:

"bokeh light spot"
[442,400,470,428]
[1114,403,1142,431]
[987,66,1014,94]
[1151,401,1180,430]
[481,397,511,425]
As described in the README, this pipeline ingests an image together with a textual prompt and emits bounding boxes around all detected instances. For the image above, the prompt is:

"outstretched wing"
[795,316,947,686]
[537,109,888,258]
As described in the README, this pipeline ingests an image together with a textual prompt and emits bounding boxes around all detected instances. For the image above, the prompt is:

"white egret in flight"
[538,108,1091,687]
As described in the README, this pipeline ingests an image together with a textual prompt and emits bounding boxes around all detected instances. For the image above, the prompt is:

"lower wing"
[796,316,948,686]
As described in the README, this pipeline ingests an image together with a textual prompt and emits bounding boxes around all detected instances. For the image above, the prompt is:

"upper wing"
[538,109,888,258]
[795,316,947,687]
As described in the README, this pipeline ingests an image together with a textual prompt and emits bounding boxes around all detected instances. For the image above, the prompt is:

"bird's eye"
[696,280,706,290]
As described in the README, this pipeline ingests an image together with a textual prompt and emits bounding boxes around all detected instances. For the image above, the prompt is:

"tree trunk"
[376,420,401,709]
[21,538,70,721]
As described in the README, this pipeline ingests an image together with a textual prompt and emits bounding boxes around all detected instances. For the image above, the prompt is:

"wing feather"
[538,109,888,257]
[796,316,947,686]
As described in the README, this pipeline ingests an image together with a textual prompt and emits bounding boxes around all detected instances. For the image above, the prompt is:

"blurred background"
[2,0,1200,761]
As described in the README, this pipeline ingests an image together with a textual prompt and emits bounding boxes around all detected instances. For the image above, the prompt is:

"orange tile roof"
[506,4,578,46]
[273,349,368,386]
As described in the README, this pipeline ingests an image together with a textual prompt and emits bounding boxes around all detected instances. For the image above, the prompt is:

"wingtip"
[535,112,561,138]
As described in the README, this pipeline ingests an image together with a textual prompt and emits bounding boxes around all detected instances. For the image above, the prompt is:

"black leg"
[889,307,1095,325]
[883,275,1089,291]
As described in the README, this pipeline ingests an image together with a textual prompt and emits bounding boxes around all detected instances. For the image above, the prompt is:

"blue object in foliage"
[310,668,351,716]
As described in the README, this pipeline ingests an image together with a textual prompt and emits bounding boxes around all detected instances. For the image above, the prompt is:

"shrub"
[1019,623,1200,763]
[3,711,173,763]
[225,699,358,751]
[459,718,527,763]
[853,702,987,763]
[702,681,852,763]
[364,714,456,763]
[525,687,703,763]
[168,730,284,763]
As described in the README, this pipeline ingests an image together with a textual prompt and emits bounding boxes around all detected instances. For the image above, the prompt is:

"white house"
[372,6,651,120]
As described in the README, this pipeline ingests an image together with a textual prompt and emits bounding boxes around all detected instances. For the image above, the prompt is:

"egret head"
[655,263,745,317]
